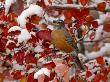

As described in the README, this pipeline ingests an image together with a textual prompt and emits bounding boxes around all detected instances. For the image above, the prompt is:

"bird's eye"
[58,21,61,24]
[53,21,57,23]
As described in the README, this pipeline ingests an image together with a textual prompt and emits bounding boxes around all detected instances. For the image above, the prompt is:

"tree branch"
[50,4,110,12]
[78,36,110,43]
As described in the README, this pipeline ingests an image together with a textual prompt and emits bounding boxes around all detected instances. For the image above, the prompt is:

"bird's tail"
[72,47,85,71]
[75,56,85,71]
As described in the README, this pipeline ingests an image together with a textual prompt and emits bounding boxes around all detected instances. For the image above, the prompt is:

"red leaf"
[30,15,42,25]
[10,0,24,15]
[26,65,33,70]
[49,72,56,81]
[92,20,98,28]
[71,8,80,19]
[97,2,106,11]
[42,41,50,48]
[72,8,90,28]
[6,41,16,50]
[5,55,12,61]
[40,52,47,58]
[2,27,9,36]
[14,51,25,65]
[26,23,35,31]
[2,15,8,21]
[64,19,72,26]
[96,56,105,65]
[103,23,110,32]
[43,61,56,70]
[25,53,37,64]
[67,0,73,4]
[79,0,89,6]
[80,8,90,18]
[74,19,83,28]
[44,75,50,82]
[70,77,76,82]
[101,74,108,82]
[64,10,73,19]
[12,70,23,80]
[0,38,7,52]
[93,73,101,82]
[86,71,92,78]
[28,73,38,82]
[37,30,51,41]
[85,15,94,26]
[28,34,37,45]
[9,30,21,36]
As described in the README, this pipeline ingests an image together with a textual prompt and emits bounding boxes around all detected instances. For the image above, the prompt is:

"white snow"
[91,0,104,3]
[17,29,31,44]
[47,25,54,30]
[34,68,50,79]
[5,0,16,15]
[38,57,46,63]
[0,2,4,8]
[28,68,35,74]
[12,60,25,70]
[78,53,87,63]
[34,45,44,53]
[13,64,25,70]
[86,43,110,59]
[17,4,44,28]
[94,25,103,40]
[30,32,36,36]
[8,26,22,33]
[44,0,50,6]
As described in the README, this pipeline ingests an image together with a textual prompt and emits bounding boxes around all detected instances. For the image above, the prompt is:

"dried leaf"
[79,0,89,6]
[96,56,105,65]
[93,73,101,82]
[97,2,106,11]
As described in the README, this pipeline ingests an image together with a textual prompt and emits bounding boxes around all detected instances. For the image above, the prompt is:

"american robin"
[51,20,85,70]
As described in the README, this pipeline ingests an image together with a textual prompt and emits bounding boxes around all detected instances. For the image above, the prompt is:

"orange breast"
[51,29,73,53]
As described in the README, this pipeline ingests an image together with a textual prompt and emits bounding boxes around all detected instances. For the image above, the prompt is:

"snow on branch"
[5,0,16,15]
[86,43,110,59]
[50,3,110,12]
[8,26,22,33]
[34,68,50,79]
[17,4,44,28]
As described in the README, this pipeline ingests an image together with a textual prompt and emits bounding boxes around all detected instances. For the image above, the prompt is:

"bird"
[51,20,85,71]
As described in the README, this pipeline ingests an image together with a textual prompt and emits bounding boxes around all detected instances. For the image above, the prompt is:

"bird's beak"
[50,21,59,26]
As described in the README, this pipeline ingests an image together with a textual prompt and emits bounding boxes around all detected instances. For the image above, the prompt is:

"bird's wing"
[63,29,75,47]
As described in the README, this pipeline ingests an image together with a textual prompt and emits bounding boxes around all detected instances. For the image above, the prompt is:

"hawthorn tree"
[0,0,110,82]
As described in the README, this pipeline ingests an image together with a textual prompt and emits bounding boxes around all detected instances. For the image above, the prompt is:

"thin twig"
[78,28,93,42]
[78,36,110,43]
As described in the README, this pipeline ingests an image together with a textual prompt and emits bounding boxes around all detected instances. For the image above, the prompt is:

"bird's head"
[52,20,65,29]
